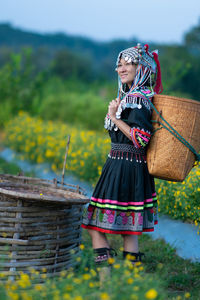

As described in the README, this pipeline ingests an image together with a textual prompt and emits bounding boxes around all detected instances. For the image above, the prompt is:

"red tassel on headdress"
[152,52,163,94]
[144,44,149,53]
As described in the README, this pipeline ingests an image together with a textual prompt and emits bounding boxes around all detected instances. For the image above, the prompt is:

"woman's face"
[117,58,137,88]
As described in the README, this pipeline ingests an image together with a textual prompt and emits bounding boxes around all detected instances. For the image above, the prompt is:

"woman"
[82,43,163,264]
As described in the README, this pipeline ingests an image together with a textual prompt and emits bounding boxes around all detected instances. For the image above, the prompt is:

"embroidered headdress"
[116,43,163,96]
[104,43,163,131]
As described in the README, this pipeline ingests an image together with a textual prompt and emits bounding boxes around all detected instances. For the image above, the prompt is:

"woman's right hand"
[108,97,120,119]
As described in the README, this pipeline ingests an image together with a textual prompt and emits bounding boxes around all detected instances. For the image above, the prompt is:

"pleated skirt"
[82,143,158,235]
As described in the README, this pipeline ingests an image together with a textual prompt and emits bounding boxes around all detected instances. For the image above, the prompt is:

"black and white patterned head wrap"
[116,43,157,73]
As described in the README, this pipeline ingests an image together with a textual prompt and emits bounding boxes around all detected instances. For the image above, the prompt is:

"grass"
[82,230,200,300]
[0,157,22,175]
[0,228,199,300]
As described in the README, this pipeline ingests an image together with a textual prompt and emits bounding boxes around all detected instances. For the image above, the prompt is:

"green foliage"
[38,91,108,131]
[51,49,94,82]
[1,21,200,129]
[31,76,116,131]
[159,45,199,99]
[0,48,46,126]
[0,157,21,175]
[155,165,200,227]
[139,234,200,299]
[184,20,200,52]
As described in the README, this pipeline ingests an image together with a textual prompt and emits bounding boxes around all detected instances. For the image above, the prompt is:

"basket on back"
[147,95,200,182]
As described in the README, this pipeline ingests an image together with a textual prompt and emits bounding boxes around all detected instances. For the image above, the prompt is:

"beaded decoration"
[104,43,163,131]
[108,143,147,163]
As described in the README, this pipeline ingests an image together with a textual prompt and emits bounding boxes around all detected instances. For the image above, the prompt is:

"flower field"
[5,112,110,183]
[0,242,191,300]
[155,169,200,231]
[1,234,199,300]
[4,112,200,228]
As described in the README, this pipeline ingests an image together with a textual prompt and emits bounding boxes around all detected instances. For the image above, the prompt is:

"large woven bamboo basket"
[0,174,89,279]
[147,95,200,181]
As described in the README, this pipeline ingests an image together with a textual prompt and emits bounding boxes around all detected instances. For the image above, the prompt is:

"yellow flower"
[74,296,83,300]
[107,257,115,264]
[79,244,85,250]
[145,289,158,299]
[42,267,47,273]
[34,284,43,291]
[76,257,81,262]
[21,292,32,300]
[131,295,138,300]
[65,285,73,291]
[127,278,134,284]
[73,278,82,284]
[7,292,19,300]
[124,270,131,276]
[82,273,91,280]
[100,293,110,300]
[184,292,191,298]
[17,273,31,288]
[113,264,121,269]
[125,253,136,261]
[11,284,17,291]
[63,294,70,300]
[90,269,97,276]
[89,282,95,288]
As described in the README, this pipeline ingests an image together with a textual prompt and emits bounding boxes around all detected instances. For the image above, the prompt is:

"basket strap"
[140,91,200,162]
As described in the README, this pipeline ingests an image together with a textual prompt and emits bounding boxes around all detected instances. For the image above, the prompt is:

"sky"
[1,0,200,44]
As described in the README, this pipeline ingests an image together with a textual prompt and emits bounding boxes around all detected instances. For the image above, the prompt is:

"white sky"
[1,0,200,43]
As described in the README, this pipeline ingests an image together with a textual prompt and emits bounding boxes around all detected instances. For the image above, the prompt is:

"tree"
[184,18,200,53]
[51,49,94,82]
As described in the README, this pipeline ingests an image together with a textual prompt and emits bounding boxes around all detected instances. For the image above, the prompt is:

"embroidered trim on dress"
[129,128,151,148]
[90,194,157,211]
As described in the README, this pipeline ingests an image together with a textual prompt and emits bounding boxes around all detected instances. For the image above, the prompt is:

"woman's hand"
[108,97,120,119]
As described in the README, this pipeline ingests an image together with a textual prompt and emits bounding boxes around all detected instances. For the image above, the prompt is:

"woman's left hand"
[108,98,120,119]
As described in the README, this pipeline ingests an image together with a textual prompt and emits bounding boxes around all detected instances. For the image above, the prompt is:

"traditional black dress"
[82,95,158,235]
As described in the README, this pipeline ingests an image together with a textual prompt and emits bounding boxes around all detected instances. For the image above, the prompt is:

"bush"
[38,91,108,131]
[156,165,200,228]
[5,112,110,183]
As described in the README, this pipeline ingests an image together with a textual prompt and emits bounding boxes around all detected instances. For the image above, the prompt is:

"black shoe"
[94,247,117,264]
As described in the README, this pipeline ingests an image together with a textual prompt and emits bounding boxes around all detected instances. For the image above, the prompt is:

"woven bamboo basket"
[147,94,200,181]
[0,174,89,279]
